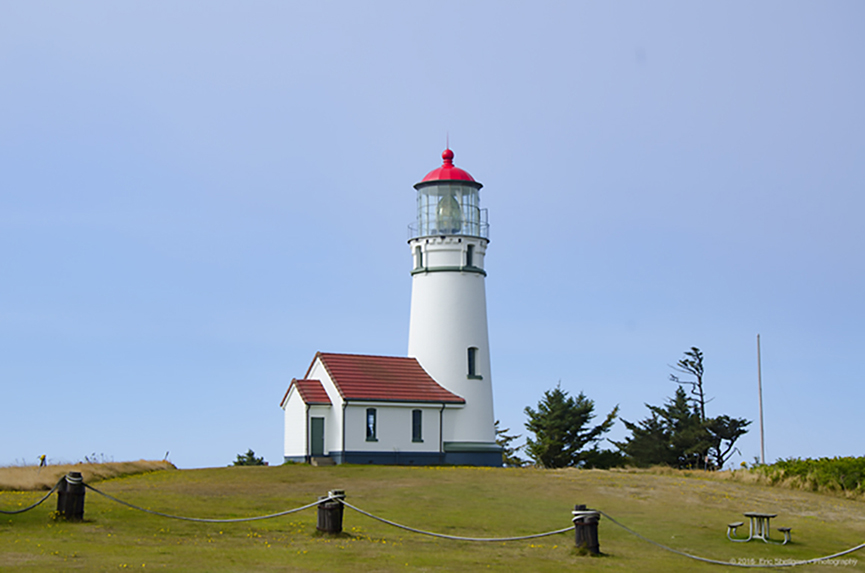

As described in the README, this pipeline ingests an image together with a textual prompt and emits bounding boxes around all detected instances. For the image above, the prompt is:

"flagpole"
[757,334,765,465]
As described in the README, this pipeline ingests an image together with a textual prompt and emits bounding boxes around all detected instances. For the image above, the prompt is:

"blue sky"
[2,2,863,469]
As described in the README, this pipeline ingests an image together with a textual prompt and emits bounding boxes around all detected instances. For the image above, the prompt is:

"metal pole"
[757,334,765,465]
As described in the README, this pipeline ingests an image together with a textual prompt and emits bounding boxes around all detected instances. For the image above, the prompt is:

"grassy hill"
[2,464,864,571]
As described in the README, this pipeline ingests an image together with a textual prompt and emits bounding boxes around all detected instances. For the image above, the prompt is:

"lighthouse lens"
[436,192,463,234]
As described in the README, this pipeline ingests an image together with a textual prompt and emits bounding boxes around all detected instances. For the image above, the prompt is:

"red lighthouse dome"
[420,149,478,184]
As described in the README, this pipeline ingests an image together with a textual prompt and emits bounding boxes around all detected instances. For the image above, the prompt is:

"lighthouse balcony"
[407,210,489,240]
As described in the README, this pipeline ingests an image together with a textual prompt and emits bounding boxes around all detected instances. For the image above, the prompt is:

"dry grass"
[0,460,175,491]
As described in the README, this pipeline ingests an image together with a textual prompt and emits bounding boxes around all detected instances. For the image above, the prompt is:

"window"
[412,409,423,442]
[467,347,482,379]
[415,246,423,269]
[466,244,474,267]
[366,408,377,441]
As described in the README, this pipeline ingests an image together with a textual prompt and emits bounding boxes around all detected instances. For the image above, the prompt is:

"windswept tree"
[670,347,708,422]
[524,384,618,469]
[615,348,750,470]
[706,415,751,469]
[671,347,750,468]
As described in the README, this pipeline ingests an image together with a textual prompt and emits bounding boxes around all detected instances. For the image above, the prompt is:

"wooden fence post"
[317,490,345,533]
[572,504,600,554]
[56,472,85,521]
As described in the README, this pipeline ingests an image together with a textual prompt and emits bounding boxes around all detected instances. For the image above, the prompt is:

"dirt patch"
[0,552,40,566]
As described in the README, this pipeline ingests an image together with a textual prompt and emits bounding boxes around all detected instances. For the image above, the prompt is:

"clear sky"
[2,2,863,469]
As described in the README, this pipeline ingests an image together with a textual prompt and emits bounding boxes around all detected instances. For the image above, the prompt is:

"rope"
[338,498,575,542]
[0,477,65,515]
[8,477,862,566]
[84,483,330,523]
[598,510,865,568]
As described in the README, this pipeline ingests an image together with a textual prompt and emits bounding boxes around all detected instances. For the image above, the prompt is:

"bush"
[755,456,865,494]
[233,449,267,466]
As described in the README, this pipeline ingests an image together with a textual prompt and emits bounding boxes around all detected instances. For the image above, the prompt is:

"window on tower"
[466,244,474,268]
[415,246,423,269]
[467,347,482,379]
[366,408,377,441]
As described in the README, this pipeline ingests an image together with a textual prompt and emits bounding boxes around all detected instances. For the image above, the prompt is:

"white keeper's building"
[280,149,501,466]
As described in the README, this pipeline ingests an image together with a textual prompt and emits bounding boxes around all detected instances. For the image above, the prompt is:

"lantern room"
[409,149,488,239]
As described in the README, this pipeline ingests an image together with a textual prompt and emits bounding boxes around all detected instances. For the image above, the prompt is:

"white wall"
[343,403,446,453]
[408,236,496,444]
[417,236,486,269]
[282,387,307,458]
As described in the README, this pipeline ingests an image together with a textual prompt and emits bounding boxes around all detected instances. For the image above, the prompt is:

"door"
[310,417,325,457]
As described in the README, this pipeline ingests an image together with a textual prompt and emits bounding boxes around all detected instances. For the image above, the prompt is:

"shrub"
[233,449,267,466]
[755,456,865,494]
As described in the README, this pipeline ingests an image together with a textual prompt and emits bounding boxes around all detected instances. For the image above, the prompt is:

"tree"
[670,347,708,422]
[612,386,708,469]
[581,446,627,469]
[495,420,525,467]
[524,385,618,469]
[233,449,266,466]
[669,347,750,468]
[614,348,750,470]
[706,415,751,469]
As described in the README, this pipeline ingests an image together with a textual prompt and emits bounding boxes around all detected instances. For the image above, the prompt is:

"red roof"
[289,379,332,406]
[420,149,479,184]
[310,352,465,404]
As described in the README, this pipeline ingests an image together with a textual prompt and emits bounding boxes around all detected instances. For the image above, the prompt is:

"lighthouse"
[407,149,501,466]
[280,148,501,466]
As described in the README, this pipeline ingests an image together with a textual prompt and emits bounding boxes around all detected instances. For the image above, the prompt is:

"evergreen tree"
[524,385,618,468]
[494,420,525,467]
[613,411,676,467]
[613,386,708,468]
[581,446,627,469]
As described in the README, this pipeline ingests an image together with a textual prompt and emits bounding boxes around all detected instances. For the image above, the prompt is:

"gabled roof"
[283,379,332,407]
[309,352,465,404]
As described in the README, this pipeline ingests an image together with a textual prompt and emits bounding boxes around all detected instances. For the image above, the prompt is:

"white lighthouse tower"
[407,149,501,466]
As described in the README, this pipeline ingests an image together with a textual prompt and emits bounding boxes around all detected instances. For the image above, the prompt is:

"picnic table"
[727,512,791,544]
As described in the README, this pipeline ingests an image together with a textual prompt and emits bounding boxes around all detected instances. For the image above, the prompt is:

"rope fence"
[83,483,328,523]
[3,472,864,568]
[339,498,575,542]
[0,477,64,514]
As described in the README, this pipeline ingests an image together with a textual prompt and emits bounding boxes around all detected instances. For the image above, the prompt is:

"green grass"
[1,465,864,571]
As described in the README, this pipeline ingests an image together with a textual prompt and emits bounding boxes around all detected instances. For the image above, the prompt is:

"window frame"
[412,409,423,443]
[366,408,378,442]
[467,347,483,379]
[415,245,423,269]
